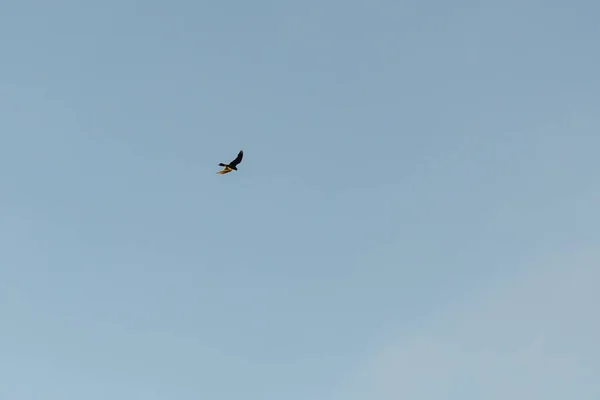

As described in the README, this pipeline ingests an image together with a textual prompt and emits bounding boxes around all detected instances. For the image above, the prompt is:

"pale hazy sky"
[1,1,599,399]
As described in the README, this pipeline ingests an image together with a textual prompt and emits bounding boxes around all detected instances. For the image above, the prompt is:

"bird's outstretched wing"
[217,166,233,174]
[229,150,243,167]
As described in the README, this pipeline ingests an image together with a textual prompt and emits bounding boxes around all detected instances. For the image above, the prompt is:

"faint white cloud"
[340,246,600,400]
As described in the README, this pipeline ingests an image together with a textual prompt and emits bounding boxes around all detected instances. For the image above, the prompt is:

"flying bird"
[217,150,244,174]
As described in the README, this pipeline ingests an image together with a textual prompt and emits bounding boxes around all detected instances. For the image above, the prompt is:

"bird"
[217,150,244,174]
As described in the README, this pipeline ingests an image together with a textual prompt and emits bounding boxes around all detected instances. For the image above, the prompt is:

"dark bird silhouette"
[217,150,244,174]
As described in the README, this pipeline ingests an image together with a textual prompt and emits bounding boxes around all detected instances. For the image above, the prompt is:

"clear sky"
[1,0,599,399]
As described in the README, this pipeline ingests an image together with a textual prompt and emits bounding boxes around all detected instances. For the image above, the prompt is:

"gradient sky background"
[1,1,599,399]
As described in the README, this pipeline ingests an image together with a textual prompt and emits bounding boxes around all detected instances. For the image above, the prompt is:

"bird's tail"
[218,163,226,167]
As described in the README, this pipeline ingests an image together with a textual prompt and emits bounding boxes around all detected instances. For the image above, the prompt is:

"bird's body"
[217,150,243,174]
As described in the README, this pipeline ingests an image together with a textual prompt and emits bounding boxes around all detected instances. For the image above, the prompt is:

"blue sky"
[1,0,599,399]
